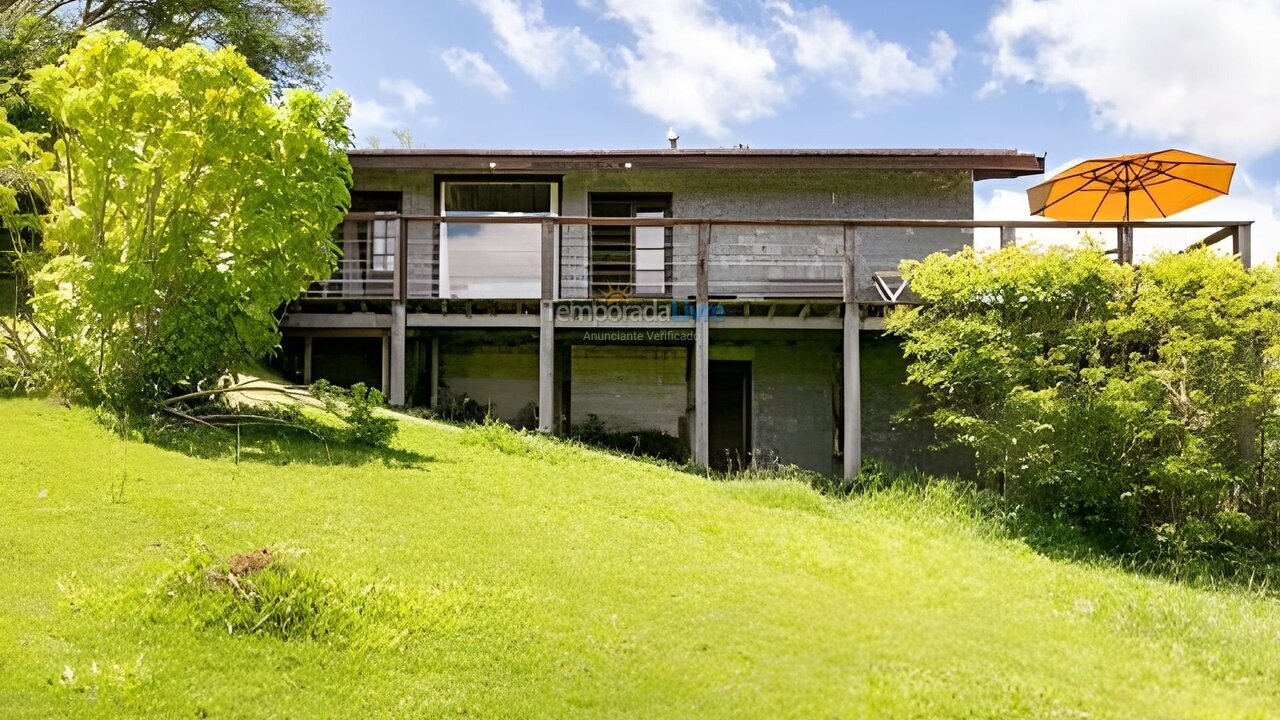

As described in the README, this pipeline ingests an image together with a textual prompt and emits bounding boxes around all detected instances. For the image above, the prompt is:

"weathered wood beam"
[999,225,1016,249]
[1235,223,1253,269]
[694,222,711,468]
[1117,225,1134,264]
[539,220,556,434]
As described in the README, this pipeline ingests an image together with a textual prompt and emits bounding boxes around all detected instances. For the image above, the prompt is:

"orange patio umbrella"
[1026,149,1235,221]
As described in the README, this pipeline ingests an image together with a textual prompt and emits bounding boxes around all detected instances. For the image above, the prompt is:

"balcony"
[303,214,1256,305]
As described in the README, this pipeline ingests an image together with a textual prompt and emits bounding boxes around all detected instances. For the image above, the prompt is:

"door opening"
[708,360,752,472]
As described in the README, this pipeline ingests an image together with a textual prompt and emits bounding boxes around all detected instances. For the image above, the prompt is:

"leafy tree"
[0,0,329,89]
[888,243,1280,556]
[1,30,350,411]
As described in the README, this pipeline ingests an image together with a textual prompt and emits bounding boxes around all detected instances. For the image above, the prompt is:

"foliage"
[0,31,350,413]
[0,0,329,90]
[570,413,687,462]
[888,243,1280,556]
[310,379,397,447]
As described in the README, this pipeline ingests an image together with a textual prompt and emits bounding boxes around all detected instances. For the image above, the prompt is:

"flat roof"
[347,148,1046,181]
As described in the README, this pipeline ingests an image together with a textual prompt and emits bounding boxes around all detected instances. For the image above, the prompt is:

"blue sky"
[323,0,1280,256]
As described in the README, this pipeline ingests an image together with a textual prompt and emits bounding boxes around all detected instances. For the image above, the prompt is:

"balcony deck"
[300,214,1254,304]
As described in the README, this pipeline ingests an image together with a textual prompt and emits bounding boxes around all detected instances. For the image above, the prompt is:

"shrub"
[570,413,686,462]
[310,380,397,447]
[888,244,1280,556]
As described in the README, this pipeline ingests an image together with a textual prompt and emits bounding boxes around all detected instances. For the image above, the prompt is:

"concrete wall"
[436,331,538,424]
[569,346,687,436]
[710,335,838,475]
[559,168,974,300]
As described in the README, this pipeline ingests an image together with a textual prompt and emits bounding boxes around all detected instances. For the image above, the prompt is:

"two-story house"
[277,147,1048,478]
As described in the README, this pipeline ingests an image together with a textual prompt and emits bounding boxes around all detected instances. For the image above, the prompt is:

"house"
[273,147,1252,478]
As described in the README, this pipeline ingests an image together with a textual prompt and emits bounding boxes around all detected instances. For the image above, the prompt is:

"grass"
[3,398,1280,718]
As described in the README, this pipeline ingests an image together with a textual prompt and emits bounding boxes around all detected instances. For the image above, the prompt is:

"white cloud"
[771,2,956,102]
[377,77,432,113]
[442,48,511,98]
[595,0,786,138]
[984,0,1280,158]
[348,97,397,141]
[466,0,604,86]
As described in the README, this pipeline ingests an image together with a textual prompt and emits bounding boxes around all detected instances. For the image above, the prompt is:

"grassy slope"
[2,398,1280,719]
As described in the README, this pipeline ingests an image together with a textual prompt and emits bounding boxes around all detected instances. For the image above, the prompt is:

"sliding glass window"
[439,180,557,299]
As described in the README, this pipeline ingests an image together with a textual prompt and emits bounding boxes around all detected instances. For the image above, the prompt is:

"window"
[589,194,672,297]
[439,178,559,299]
[370,219,398,273]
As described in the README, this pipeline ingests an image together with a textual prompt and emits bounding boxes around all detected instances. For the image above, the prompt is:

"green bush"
[569,413,686,462]
[888,244,1280,557]
[310,380,397,447]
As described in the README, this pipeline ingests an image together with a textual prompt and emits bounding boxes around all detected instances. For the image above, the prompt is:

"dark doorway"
[709,360,752,472]
[311,337,383,390]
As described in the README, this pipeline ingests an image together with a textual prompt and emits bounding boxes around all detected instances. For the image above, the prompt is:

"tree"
[887,243,1280,556]
[3,31,350,412]
[0,0,329,89]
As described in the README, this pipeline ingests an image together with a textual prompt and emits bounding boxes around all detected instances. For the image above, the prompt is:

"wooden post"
[842,224,861,482]
[538,220,556,434]
[693,222,710,468]
[302,336,313,384]
[999,224,1016,249]
[394,217,407,301]
[389,301,406,406]
[1234,223,1253,269]
[1117,225,1134,264]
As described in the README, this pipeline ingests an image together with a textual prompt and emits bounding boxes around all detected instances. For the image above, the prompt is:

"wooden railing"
[303,214,1256,303]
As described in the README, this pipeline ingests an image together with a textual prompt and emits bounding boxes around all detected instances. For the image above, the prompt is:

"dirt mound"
[228,548,272,576]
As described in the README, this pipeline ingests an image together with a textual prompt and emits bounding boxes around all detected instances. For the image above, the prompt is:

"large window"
[589,194,672,298]
[439,179,558,299]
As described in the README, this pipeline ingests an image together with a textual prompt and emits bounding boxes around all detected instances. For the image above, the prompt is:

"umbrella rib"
[1133,160,1168,218]
[1087,181,1112,222]
[1144,165,1231,196]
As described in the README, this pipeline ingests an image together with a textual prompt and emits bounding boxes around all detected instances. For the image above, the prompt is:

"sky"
[323,0,1280,259]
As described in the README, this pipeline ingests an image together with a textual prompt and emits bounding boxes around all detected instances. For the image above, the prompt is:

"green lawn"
[2,397,1280,719]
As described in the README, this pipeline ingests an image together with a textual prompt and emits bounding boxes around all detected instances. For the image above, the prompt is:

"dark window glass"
[350,191,402,214]
[446,183,551,214]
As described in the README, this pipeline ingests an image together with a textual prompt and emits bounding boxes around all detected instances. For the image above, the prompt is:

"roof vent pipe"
[667,127,679,149]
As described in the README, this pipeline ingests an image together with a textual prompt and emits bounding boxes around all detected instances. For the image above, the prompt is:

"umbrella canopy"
[1026,149,1234,221]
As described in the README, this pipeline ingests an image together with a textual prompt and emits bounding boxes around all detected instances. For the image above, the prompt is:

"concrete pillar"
[1235,223,1253,269]
[389,301,406,406]
[429,335,440,409]
[843,304,861,481]
[842,224,861,482]
[302,336,313,384]
[380,336,390,396]
[538,220,556,433]
[693,308,709,466]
